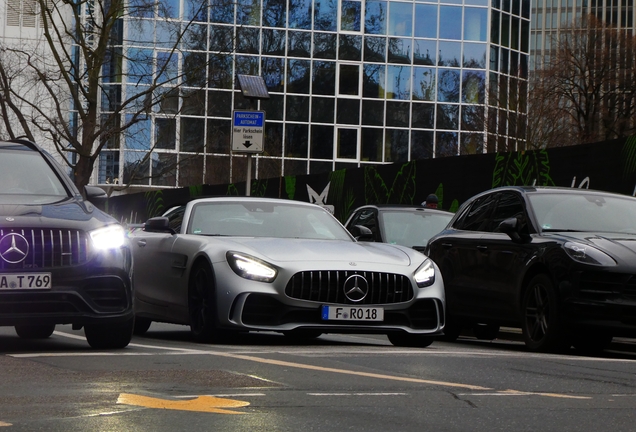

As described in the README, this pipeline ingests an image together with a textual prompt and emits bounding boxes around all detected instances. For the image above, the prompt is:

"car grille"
[0,228,89,270]
[285,270,413,305]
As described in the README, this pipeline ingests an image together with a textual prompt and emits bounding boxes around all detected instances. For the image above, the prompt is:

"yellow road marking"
[0,422,12,427]
[117,393,249,414]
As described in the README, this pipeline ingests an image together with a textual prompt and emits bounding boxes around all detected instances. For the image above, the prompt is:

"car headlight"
[414,259,436,287]
[90,225,126,250]
[227,251,277,282]
[564,242,616,266]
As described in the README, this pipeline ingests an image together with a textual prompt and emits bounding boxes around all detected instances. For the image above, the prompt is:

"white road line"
[308,393,408,396]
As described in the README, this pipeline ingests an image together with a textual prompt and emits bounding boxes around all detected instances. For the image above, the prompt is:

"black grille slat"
[0,228,89,270]
[285,270,414,305]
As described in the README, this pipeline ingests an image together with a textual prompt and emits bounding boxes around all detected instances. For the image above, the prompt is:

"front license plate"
[321,305,384,321]
[0,273,52,290]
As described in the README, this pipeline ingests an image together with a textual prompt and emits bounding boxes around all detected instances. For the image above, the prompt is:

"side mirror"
[349,224,375,241]
[498,217,522,242]
[84,185,107,200]
[143,217,176,234]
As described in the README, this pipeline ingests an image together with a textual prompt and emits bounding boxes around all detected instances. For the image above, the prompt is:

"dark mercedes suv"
[0,139,133,349]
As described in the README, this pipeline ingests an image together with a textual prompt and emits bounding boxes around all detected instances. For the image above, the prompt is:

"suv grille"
[0,228,89,269]
[285,270,413,305]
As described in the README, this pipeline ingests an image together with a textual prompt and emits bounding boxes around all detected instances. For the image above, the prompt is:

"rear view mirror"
[143,217,176,234]
[349,225,375,241]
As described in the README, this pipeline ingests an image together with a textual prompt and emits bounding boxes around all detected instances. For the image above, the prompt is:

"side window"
[347,208,380,241]
[166,206,186,232]
[455,193,498,232]
[489,192,526,233]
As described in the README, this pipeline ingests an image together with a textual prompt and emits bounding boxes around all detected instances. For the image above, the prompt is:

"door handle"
[137,239,147,247]
[441,243,453,248]
[476,245,488,252]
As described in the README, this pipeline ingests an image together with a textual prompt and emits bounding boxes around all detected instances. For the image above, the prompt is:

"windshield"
[187,201,353,240]
[530,192,636,234]
[0,147,68,203]
[381,210,453,247]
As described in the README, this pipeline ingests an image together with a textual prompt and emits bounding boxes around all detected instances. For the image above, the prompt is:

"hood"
[0,197,114,229]
[225,237,415,267]
[549,232,636,263]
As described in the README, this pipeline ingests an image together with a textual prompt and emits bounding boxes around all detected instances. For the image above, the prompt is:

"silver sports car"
[130,197,445,347]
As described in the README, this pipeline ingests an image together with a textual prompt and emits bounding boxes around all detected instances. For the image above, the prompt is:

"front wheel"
[85,317,134,349]
[521,274,565,353]
[188,261,220,342]
[388,333,434,348]
[15,324,55,339]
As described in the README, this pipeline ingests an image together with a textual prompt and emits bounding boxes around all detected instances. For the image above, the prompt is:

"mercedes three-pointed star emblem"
[0,233,29,264]
[343,274,369,303]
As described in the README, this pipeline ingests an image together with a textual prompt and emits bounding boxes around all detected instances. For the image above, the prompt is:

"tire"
[188,261,220,342]
[388,333,435,348]
[521,274,566,352]
[133,317,152,335]
[473,323,500,340]
[571,332,613,355]
[85,317,134,349]
[15,324,55,339]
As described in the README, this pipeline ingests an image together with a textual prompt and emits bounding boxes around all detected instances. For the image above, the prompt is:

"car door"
[132,207,185,307]
[473,191,532,322]
[428,193,498,319]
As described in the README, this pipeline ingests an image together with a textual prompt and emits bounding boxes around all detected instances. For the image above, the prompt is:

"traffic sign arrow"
[244,141,252,148]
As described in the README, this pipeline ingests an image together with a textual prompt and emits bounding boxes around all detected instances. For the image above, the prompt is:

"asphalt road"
[1,324,635,432]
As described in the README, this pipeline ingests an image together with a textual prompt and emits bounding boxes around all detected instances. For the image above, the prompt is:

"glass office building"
[96,0,531,188]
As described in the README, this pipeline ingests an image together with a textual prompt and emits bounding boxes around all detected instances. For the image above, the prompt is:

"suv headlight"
[564,242,616,266]
[414,259,436,287]
[227,251,277,282]
[90,225,126,250]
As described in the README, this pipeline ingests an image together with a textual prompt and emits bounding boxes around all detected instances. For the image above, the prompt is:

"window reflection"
[362,100,385,125]
[339,34,362,60]
[288,31,311,57]
[261,57,284,92]
[413,39,436,65]
[388,37,412,64]
[210,0,234,23]
[411,130,434,159]
[237,0,261,25]
[339,64,360,96]
[263,0,286,27]
[312,61,336,95]
[462,70,486,103]
[437,68,460,102]
[285,123,309,156]
[435,131,458,157]
[388,2,412,36]
[208,90,232,117]
[464,8,487,41]
[365,0,387,35]
[439,6,462,40]
[363,64,386,98]
[287,59,311,93]
[181,117,205,152]
[387,65,410,100]
[311,125,335,158]
[289,0,312,29]
[463,42,486,68]
[436,104,459,129]
[210,25,233,51]
[364,36,386,62]
[262,29,286,55]
[311,97,335,123]
[460,132,484,154]
[313,33,337,58]
[206,119,231,153]
[386,101,409,127]
[286,96,310,121]
[237,27,260,54]
[414,4,437,38]
[261,94,284,120]
[236,55,259,76]
[337,128,359,159]
[412,67,436,101]
[314,0,338,31]
[412,102,435,128]
[438,41,461,66]
[156,118,176,149]
[341,0,362,31]
[384,128,408,163]
[461,105,484,131]
[361,128,383,161]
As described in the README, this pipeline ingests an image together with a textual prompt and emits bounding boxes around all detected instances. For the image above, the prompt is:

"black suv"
[0,140,133,348]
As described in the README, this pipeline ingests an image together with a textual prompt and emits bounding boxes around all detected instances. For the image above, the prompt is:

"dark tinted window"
[488,192,525,232]
[454,193,497,231]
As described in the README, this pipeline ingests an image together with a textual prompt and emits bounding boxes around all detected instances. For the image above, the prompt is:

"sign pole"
[246,154,252,196]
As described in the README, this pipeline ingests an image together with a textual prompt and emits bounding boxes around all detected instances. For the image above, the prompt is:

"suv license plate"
[0,273,52,290]
[321,305,384,321]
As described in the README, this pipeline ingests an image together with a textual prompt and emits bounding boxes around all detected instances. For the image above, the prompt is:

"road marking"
[0,422,12,427]
[117,393,250,414]
[308,393,408,396]
[459,390,590,399]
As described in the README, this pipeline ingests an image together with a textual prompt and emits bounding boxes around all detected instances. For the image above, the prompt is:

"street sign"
[232,110,265,153]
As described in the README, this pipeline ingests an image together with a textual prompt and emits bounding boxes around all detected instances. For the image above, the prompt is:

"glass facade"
[96,0,531,187]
